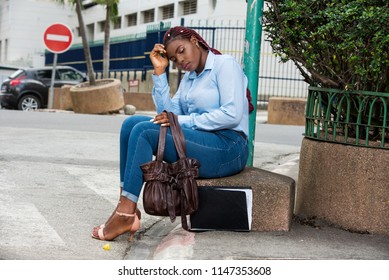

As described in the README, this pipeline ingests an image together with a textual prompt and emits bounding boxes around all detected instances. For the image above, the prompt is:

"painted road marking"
[46,34,70,42]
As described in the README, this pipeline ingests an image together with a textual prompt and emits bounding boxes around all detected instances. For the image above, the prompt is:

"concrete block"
[51,85,73,110]
[268,97,306,126]
[196,167,296,231]
[124,92,155,111]
[296,138,389,235]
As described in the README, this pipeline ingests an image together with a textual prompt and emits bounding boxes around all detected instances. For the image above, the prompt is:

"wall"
[0,0,75,67]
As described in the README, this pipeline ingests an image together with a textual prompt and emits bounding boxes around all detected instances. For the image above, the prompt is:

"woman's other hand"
[150,44,169,75]
[150,111,170,126]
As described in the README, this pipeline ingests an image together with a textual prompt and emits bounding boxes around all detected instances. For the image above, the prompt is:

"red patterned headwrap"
[163,26,254,113]
[163,26,221,55]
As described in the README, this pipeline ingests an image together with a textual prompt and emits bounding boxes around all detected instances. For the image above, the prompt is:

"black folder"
[189,186,252,231]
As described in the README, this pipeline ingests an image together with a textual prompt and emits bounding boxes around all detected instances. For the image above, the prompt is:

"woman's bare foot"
[91,196,139,241]
[93,188,141,231]
[93,207,141,231]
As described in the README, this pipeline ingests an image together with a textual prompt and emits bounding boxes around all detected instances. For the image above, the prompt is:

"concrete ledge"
[296,138,389,235]
[196,167,296,231]
[268,97,306,126]
[52,85,73,110]
[124,92,155,111]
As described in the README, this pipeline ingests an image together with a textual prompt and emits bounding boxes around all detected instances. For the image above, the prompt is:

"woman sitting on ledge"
[91,26,250,241]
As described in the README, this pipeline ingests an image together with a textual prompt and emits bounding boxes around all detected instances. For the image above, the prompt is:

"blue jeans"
[120,115,248,203]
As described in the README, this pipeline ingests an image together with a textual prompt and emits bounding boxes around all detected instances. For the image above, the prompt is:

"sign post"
[243,0,265,167]
[43,23,73,109]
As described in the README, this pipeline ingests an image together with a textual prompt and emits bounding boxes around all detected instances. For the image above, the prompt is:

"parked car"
[0,66,87,111]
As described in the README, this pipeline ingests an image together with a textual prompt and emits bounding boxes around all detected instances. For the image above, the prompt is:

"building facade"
[75,0,246,43]
[0,0,246,68]
[0,0,75,67]
[0,0,308,101]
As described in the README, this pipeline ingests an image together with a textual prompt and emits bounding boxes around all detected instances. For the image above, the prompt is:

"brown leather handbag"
[141,111,200,230]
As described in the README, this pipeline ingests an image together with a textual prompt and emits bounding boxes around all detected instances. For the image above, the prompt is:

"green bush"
[263,0,389,92]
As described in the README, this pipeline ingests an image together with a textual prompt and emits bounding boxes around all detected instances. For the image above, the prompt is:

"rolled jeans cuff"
[121,190,139,203]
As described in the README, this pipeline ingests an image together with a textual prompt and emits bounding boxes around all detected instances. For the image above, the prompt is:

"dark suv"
[0,66,87,111]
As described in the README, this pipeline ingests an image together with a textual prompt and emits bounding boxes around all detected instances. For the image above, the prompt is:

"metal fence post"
[243,0,265,166]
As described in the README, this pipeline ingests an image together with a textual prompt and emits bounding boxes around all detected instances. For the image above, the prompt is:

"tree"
[95,0,119,79]
[263,0,389,92]
[271,1,389,235]
[57,0,120,82]
[57,0,96,85]
[74,0,96,85]
[55,0,124,114]
[263,0,389,144]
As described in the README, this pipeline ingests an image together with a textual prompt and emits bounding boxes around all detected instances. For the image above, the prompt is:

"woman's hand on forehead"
[150,43,169,75]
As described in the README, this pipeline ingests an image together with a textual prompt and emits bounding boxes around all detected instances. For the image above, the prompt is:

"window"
[211,0,217,10]
[57,69,84,82]
[82,0,97,9]
[142,9,155,24]
[126,13,137,27]
[4,39,8,61]
[10,69,25,79]
[86,23,95,41]
[76,27,81,37]
[36,70,53,80]
[98,20,106,32]
[160,4,174,20]
[180,0,197,16]
[113,16,121,29]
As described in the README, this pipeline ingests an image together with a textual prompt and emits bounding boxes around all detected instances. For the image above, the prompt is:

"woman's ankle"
[118,196,137,214]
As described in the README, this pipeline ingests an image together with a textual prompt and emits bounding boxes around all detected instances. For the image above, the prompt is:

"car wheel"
[18,95,41,111]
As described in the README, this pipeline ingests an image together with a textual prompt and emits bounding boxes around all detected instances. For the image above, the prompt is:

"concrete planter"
[51,85,73,110]
[70,79,124,114]
[296,137,389,235]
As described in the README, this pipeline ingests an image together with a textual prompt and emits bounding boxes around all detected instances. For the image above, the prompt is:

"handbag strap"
[156,111,187,161]
[167,112,192,231]
[155,111,196,230]
[156,124,168,162]
[166,111,187,159]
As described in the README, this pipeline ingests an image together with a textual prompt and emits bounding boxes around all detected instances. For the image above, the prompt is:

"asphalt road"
[1,109,387,280]
[0,109,304,260]
[0,109,305,145]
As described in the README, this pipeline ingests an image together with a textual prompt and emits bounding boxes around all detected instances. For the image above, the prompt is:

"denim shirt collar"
[188,51,215,80]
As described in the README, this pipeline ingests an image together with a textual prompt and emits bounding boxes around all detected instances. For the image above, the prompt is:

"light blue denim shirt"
[152,51,249,137]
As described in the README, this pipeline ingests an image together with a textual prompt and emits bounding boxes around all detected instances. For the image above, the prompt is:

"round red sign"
[43,23,73,53]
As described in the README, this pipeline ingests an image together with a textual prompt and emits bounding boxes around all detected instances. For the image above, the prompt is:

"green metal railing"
[305,86,389,149]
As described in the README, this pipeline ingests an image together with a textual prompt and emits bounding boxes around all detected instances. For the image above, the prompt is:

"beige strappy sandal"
[94,207,141,231]
[91,211,140,241]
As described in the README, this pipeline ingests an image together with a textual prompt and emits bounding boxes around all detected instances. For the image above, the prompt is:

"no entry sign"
[44,23,73,109]
[43,23,73,53]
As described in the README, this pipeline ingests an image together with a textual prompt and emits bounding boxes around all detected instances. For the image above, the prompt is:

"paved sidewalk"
[0,109,388,261]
